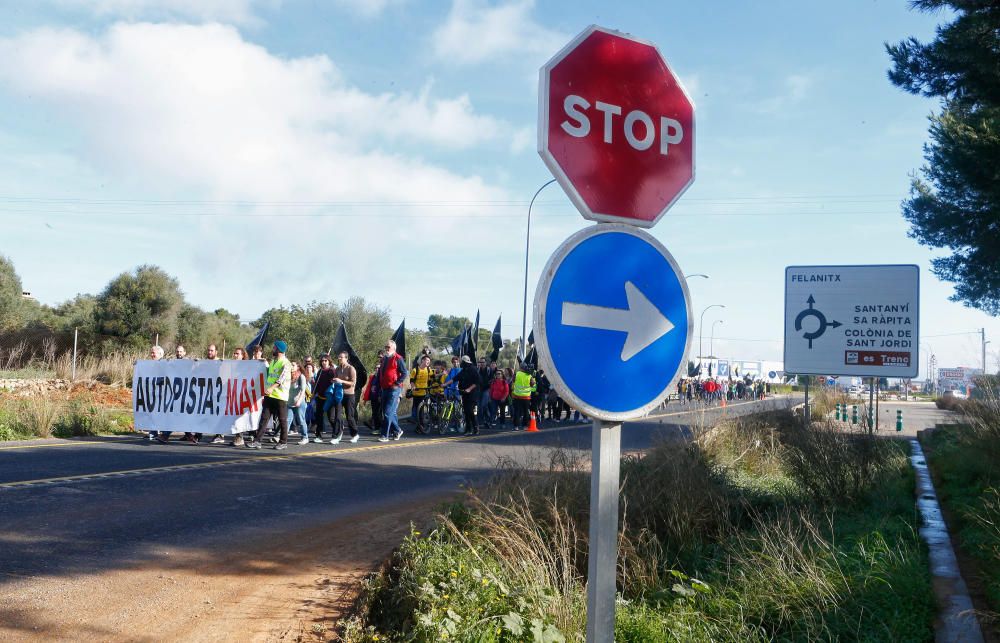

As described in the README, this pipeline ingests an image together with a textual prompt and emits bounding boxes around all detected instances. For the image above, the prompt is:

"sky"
[0,0,997,378]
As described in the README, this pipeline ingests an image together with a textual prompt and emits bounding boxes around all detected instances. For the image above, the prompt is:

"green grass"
[922,424,1000,612]
[0,395,134,441]
[340,413,935,642]
[0,366,56,381]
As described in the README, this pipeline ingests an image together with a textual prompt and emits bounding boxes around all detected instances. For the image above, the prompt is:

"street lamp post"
[698,304,725,364]
[710,319,723,357]
[521,179,557,359]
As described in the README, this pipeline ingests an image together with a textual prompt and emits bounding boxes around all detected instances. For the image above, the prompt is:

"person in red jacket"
[487,370,510,428]
[378,340,409,442]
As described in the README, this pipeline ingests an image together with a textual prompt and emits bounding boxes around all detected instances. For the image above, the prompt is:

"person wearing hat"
[456,355,482,435]
[248,340,293,450]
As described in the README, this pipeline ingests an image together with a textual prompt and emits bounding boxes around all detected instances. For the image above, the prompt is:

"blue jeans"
[381,387,402,439]
[478,390,491,423]
[288,404,308,439]
[487,399,501,425]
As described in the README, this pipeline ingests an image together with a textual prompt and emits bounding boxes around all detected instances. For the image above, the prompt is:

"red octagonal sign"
[539,25,695,228]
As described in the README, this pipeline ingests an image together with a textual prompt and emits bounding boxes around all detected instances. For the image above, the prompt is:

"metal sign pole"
[868,378,875,434]
[804,378,810,424]
[72,328,78,382]
[587,418,621,643]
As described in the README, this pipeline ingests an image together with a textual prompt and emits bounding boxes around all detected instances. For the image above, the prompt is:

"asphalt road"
[0,396,792,588]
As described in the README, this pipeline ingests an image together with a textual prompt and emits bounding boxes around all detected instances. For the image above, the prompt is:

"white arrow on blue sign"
[533,224,692,422]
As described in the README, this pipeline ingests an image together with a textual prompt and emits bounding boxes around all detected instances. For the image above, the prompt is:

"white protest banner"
[132,359,268,435]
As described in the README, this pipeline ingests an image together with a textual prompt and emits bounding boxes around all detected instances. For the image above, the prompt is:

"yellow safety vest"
[512,371,535,399]
[266,356,291,400]
[411,367,432,396]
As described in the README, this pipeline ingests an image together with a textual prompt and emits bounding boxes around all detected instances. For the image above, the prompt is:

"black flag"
[391,320,406,361]
[246,321,270,353]
[490,316,502,362]
[524,345,538,369]
[463,313,478,361]
[330,321,368,394]
[470,310,480,352]
[450,325,467,356]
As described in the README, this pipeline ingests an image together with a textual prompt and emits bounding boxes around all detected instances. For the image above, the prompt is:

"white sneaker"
[349,435,359,443]
[378,437,390,443]
[330,437,341,444]
[298,437,309,445]
[211,435,225,444]
[312,437,323,443]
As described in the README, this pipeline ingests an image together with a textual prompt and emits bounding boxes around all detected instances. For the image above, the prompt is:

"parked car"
[942,389,967,400]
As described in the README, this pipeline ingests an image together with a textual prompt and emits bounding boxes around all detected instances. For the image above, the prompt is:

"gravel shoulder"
[0,496,448,642]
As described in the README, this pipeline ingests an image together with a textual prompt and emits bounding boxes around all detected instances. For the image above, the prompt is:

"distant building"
[21,291,35,301]
[938,367,982,394]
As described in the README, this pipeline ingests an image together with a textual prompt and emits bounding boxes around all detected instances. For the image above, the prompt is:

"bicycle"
[422,392,463,435]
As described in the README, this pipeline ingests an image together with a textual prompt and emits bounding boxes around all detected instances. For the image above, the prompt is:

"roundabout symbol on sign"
[794,295,841,349]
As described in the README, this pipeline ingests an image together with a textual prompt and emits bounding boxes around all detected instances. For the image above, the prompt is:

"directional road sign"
[538,25,695,228]
[784,265,919,378]
[533,224,692,421]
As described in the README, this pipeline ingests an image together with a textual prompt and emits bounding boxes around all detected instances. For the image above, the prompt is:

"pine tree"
[887,0,1000,314]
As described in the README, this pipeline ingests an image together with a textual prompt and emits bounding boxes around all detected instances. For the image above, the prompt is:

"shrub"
[9,396,61,438]
[53,399,114,437]
[776,415,897,506]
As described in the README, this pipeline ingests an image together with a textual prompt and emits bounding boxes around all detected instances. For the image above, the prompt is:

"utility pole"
[983,328,988,374]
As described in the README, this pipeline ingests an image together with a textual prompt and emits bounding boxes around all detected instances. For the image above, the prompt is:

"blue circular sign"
[534,224,692,421]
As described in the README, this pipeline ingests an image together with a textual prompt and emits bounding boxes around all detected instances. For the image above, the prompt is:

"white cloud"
[54,0,275,25]
[0,22,512,203]
[0,21,530,301]
[431,0,567,66]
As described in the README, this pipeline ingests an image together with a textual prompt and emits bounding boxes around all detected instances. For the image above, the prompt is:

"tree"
[0,255,25,331]
[253,298,392,363]
[426,314,471,350]
[92,265,184,350]
[887,1,1000,314]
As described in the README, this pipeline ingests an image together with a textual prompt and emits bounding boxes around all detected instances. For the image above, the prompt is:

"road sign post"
[537,25,695,642]
[587,419,621,642]
[534,225,691,642]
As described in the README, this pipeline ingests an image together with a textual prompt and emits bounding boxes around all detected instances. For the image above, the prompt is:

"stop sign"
[539,25,695,228]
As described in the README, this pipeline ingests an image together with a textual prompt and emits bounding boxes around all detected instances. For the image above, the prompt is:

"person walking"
[156,344,190,444]
[288,361,310,445]
[488,370,509,428]
[511,362,535,431]
[476,357,493,426]
[248,340,292,450]
[330,351,358,444]
[144,345,164,441]
[364,349,385,434]
[457,355,481,435]
[311,354,336,442]
[378,340,409,442]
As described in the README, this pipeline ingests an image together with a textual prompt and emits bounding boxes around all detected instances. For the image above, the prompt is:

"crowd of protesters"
[674,376,769,404]
[143,338,771,449]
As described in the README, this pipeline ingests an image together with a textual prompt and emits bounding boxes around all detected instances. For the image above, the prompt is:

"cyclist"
[443,355,462,431]
[409,355,434,433]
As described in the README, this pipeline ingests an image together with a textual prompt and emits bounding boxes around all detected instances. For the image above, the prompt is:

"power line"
[0,208,906,219]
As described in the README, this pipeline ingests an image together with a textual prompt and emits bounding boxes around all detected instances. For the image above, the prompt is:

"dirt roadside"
[1,496,451,642]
